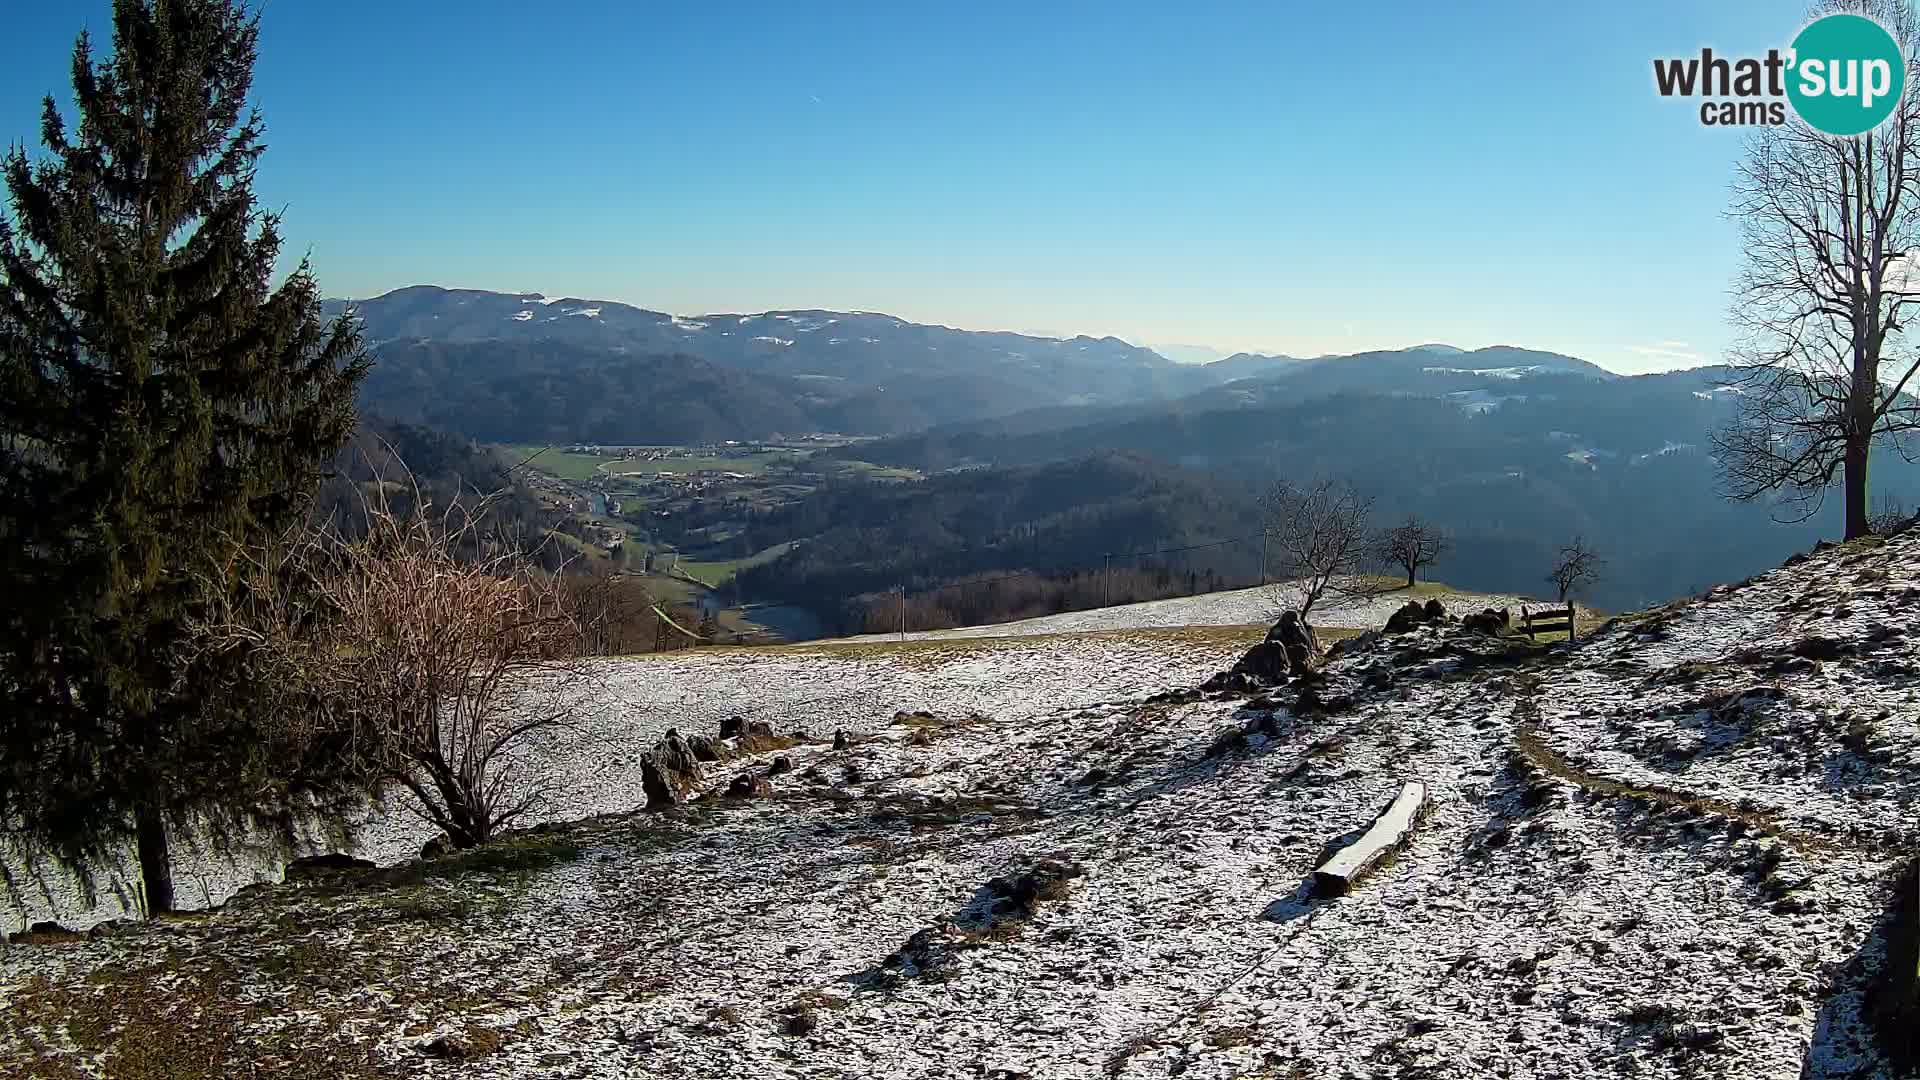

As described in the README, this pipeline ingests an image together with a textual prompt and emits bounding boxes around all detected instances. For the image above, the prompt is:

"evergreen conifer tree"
[0,0,368,913]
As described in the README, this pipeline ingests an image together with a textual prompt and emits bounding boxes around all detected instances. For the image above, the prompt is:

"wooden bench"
[1519,602,1576,642]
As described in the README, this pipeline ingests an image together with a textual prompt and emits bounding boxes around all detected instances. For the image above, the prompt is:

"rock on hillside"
[5,535,1920,1078]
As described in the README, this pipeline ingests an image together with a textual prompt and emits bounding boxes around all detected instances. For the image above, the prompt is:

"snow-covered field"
[833,579,1536,642]
[4,536,1917,1079]
[0,629,1255,936]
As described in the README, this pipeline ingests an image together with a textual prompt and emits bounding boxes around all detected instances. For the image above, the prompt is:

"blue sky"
[1,1,1811,373]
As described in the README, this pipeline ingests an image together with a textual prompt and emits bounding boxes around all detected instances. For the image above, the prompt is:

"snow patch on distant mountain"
[1445,389,1527,413]
[768,314,834,332]
[1425,365,1549,379]
[1633,441,1697,463]
[1693,385,1746,400]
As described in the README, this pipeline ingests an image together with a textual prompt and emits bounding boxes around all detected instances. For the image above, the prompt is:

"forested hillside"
[831,368,1725,474]
[315,416,560,555]
[356,340,832,444]
[721,374,1920,621]
[733,454,1264,633]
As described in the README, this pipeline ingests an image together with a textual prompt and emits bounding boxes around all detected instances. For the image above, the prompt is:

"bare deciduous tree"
[194,477,589,850]
[1547,536,1604,603]
[1375,514,1450,588]
[1714,0,1920,539]
[1261,475,1382,625]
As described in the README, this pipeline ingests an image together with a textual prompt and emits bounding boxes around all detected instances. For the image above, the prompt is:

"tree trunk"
[1405,565,1416,588]
[135,807,174,916]
[1845,433,1871,540]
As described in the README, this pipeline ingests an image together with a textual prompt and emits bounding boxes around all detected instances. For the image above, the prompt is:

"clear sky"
[1,1,1813,373]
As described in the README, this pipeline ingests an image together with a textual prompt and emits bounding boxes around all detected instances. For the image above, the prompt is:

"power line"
[1107,535,1258,561]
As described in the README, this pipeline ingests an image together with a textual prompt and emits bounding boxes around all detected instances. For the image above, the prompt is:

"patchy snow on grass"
[5,535,1917,1079]
[0,631,1250,937]
[833,580,1535,643]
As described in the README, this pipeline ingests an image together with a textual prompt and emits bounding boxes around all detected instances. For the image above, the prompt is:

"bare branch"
[1717,0,1920,539]
[187,455,595,850]
[1547,536,1604,603]
[1260,475,1384,626]
[1374,514,1450,588]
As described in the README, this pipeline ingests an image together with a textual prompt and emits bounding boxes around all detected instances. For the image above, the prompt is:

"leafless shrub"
[1261,475,1387,624]
[1869,492,1915,536]
[193,471,590,850]
[564,567,678,656]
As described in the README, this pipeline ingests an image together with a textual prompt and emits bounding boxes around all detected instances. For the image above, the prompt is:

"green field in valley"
[825,459,921,480]
[541,529,610,563]
[506,445,808,481]
[506,447,626,482]
[678,541,797,587]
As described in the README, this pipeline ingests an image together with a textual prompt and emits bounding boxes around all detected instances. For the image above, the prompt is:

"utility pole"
[898,584,906,641]
[1103,553,1112,608]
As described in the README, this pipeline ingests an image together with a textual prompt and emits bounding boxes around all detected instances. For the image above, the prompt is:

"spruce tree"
[0,0,368,913]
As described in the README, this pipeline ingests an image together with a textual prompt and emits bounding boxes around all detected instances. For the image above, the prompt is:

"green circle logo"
[1787,14,1906,136]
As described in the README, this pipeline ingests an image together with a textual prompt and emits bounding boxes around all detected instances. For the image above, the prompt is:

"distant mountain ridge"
[332,285,1630,442]
[327,286,1190,428]
[1204,351,1303,380]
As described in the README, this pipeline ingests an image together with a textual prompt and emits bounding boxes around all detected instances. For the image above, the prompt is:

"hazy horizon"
[4,1,1805,377]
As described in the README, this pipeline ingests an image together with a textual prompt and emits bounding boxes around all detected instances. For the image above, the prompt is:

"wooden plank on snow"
[1311,780,1428,898]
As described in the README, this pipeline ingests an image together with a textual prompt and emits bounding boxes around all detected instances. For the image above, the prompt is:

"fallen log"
[1311,781,1428,898]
